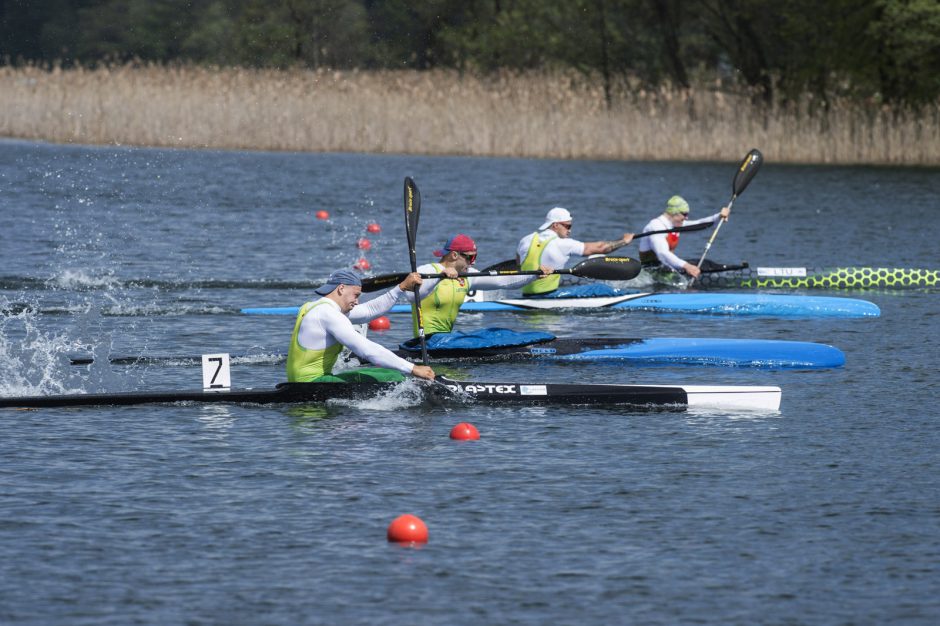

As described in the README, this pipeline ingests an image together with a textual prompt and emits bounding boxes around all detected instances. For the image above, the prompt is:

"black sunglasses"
[458,251,477,263]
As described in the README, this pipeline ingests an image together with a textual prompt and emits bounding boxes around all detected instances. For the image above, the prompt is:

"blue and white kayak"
[242,292,880,318]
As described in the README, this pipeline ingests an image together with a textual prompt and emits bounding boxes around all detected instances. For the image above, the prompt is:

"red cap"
[433,234,477,257]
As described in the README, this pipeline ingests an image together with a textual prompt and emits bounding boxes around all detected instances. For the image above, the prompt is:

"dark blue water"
[1,139,938,624]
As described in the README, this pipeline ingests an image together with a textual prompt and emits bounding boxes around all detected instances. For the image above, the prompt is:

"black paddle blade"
[571,256,642,281]
[733,149,763,197]
[361,272,410,292]
[403,177,420,257]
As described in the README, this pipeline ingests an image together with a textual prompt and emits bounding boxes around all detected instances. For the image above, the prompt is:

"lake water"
[1,139,938,624]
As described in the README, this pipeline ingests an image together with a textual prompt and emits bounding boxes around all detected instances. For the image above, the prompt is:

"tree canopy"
[2,0,938,107]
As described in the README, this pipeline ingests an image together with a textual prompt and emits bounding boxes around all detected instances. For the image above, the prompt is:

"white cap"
[538,207,572,231]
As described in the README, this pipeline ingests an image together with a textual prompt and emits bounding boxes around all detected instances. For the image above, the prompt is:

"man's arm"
[581,233,634,256]
[325,308,417,374]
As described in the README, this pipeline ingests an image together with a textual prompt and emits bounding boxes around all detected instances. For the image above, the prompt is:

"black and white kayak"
[0,377,782,411]
[69,336,845,369]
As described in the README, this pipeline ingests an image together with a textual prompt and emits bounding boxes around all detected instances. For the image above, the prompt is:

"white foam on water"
[326,377,431,411]
[47,268,122,291]
[101,301,229,316]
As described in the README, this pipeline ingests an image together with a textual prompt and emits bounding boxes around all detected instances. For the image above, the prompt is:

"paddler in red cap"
[405,234,552,337]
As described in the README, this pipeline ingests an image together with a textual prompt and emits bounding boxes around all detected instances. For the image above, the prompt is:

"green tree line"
[2,0,939,107]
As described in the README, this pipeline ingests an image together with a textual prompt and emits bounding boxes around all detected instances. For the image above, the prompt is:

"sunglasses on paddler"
[457,251,477,264]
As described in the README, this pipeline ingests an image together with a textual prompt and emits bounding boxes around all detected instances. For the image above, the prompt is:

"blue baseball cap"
[315,269,363,296]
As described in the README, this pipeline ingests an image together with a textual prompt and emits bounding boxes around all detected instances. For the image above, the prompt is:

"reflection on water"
[195,405,236,431]
[285,404,333,427]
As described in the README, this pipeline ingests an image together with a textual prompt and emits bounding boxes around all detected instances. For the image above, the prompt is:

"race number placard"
[202,353,231,391]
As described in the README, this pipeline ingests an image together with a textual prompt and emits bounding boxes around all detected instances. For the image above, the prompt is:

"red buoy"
[357,238,372,250]
[366,222,381,233]
[353,258,371,271]
[449,422,480,440]
[369,316,390,331]
[387,514,428,544]
[315,210,330,220]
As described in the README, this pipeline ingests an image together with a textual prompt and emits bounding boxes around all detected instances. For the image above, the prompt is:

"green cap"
[665,195,690,215]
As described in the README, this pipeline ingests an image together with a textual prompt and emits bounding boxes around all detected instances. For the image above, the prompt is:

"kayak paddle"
[361,255,641,292]
[688,149,763,287]
[403,176,429,365]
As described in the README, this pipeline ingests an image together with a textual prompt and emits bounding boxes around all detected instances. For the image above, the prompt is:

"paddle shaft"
[403,177,429,365]
[635,222,710,238]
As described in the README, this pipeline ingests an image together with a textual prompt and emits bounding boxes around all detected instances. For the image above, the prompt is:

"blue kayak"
[72,336,845,369]
[242,291,880,318]
[395,336,846,369]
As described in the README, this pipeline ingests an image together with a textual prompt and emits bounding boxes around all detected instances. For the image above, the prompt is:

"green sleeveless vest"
[286,300,344,382]
[521,232,561,295]
[412,263,472,336]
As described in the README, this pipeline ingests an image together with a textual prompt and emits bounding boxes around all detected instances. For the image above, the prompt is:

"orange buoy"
[449,422,480,440]
[353,258,371,271]
[357,238,372,250]
[369,316,390,331]
[366,222,381,233]
[315,210,330,220]
[387,514,428,544]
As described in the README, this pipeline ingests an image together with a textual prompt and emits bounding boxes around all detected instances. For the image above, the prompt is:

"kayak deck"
[0,378,782,411]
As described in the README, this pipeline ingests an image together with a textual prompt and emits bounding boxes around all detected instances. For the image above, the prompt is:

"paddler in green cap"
[287,269,435,383]
[638,195,730,278]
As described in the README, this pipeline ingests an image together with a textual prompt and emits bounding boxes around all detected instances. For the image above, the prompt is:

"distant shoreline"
[2,65,938,166]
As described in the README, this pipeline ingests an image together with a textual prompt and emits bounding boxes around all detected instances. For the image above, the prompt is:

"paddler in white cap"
[515,207,634,296]
[638,195,730,278]
[287,269,435,383]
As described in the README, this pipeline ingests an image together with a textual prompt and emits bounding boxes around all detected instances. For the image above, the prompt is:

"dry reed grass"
[1,64,937,165]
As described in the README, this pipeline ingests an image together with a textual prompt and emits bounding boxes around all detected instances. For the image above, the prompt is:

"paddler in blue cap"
[516,207,634,297]
[287,269,436,383]
[398,234,555,353]
[638,195,730,278]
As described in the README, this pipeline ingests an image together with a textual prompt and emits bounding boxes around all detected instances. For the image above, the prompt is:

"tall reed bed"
[1,64,937,165]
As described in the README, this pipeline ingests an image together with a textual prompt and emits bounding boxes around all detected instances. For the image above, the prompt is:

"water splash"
[0,298,87,396]
[47,268,122,291]
[326,378,432,411]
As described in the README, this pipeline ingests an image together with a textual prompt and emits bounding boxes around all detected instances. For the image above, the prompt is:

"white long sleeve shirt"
[638,213,719,271]
[295,287,414,374]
